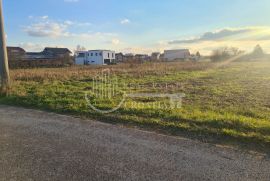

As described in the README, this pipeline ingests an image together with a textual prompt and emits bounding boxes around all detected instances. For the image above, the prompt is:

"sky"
[3,0,270,55]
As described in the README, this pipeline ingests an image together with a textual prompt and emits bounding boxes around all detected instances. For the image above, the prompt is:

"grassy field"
[1,59,270,152]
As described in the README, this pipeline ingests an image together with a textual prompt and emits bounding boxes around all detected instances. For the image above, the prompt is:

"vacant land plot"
[1,60,270,152]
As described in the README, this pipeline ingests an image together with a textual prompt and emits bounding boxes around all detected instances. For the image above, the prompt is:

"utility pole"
[0,0,10,94]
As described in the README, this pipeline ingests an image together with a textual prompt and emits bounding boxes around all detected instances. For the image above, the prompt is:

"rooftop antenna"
[0,0,10,94]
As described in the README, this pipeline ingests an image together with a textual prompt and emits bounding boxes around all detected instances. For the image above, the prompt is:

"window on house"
[108,53,110,58]
[91,53,93,56]
[99,52,102,56]
[96,53,98,56]
[77,53,85,58]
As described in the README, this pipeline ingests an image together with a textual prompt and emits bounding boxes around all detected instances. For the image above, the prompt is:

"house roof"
[88,50,114,52]
[44,47,72,54]
[24,52,55,60]
[165,49,190,52]
[7,47,26,53]
[116,53,124,55]
[26,52,43,55]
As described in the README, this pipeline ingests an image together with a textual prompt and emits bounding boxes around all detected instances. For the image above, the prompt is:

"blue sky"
[3,0,270,54]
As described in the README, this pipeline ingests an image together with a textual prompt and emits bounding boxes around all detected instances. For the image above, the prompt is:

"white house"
[164,49,191,61]
[75,50,115,65]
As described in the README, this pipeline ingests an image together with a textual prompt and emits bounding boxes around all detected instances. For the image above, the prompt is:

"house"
[134,54,150,62]
[124,53,135,61]
[21,47,72,61]
[164,49,191,61]
[7,47,26,56]
[75,50,115,65]
[151,52,161,61]
[160,53,164,60]
[190,54,200,61]
[43,48,72,58]
[7,47,72,68]
[23,52,54,60]
[115,53,124,63]
[7,47,26,61]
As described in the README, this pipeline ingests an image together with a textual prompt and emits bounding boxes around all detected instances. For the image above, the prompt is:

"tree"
[76,45,86,51]
[231,47,241,56]
[252,45,264,57]
[210,47,243,62]
[210,47,231,62]
[0,0,10,94]
[196,51,201,58]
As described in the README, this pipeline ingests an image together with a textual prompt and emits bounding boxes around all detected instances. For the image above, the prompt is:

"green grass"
[1,60,270,152]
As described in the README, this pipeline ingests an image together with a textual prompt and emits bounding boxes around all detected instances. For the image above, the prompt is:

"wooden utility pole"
[0,0,10,94]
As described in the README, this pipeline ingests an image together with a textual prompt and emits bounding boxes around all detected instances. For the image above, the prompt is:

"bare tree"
[76,45,86,51]
[0,0,10,94]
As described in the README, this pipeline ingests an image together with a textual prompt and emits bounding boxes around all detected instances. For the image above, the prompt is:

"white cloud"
[164,26,270,55]
[111,39,120,45]
[120,19,130,25]
[169,27,270,44]
[41,15,49,20]
[18,42,44,52]
[64,20,92,26]
[23,16,112,40]
[24,21,68,38]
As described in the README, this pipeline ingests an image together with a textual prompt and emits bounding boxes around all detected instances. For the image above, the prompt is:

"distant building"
[7,47,26,56]
[190,54,200,61]
[115,53,124,63]
[151,52,161,61]
[22,47,72,60]
[160,53,164,60]
[7,47,72,68]
[75,50,115,65]
[7,47,26,61]
[164,49,191,61]
[135,54,149,62]
[43,48,72,58]
[124,53,135,61]
[23,52,54,60]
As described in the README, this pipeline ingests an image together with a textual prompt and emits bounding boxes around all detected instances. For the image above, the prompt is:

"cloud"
[169,27,270,44]
[23,16,113,40]
[24,21,68,38]
[63,20,92,27]
[24,16,71,37]
[120,19,130,25]
[111,39,121,45]
[104,38,121,45]
[41,15,49,19]
[18,42,45,52]
[70,32,117,39]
